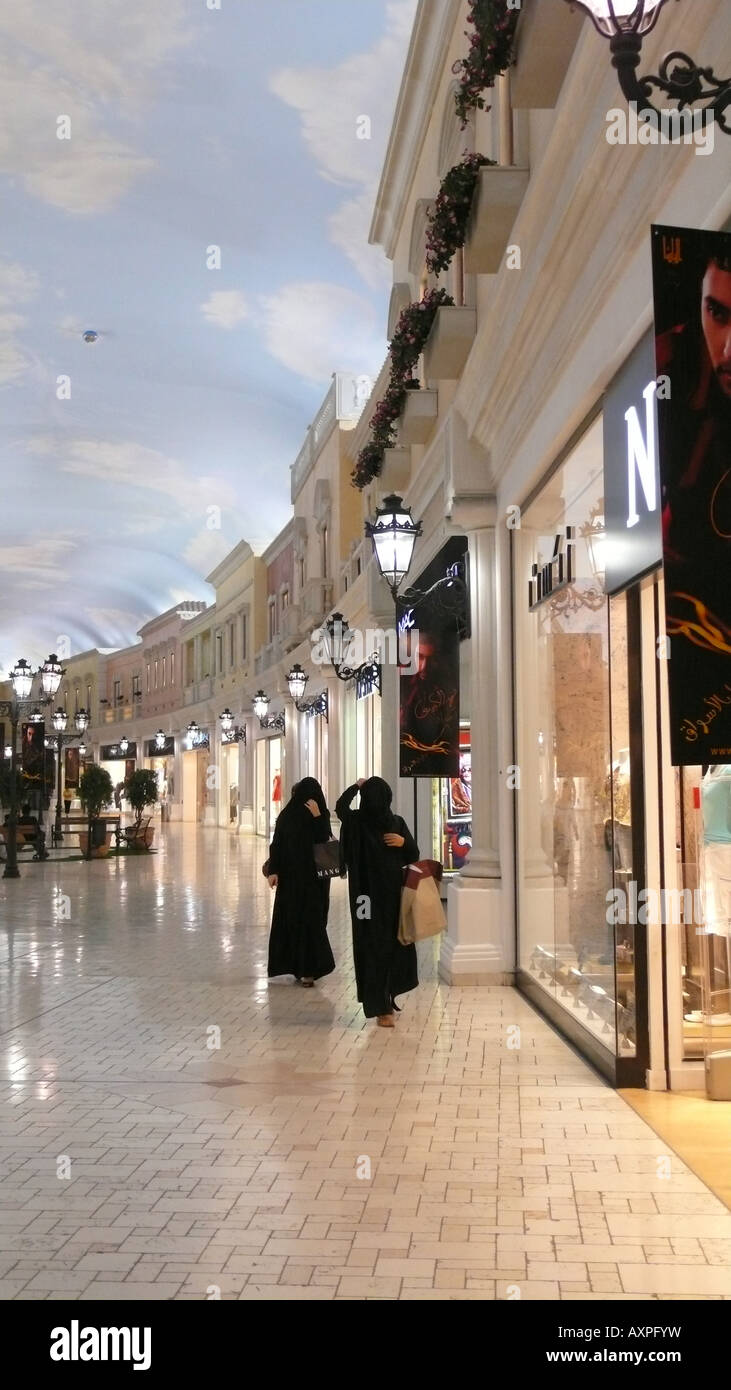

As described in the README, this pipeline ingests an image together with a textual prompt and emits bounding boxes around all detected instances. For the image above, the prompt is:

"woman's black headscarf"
[290,777,329,817]
[358,777,395,832]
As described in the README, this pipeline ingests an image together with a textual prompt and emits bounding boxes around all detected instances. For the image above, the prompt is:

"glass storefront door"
[513,418,649,1084]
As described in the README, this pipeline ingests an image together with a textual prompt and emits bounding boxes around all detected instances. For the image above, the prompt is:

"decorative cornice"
[370,0,463,258]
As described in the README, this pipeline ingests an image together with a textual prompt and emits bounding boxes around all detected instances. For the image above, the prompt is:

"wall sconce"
[252,691,285,733]
[364,494,422,601]
[219,708,246,744]
[320,614,382,692]
[285,664,328,719]
[565,1,730,133]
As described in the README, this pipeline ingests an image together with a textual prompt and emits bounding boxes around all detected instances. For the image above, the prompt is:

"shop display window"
[675,764,731,1070]
[513,419,640,1062]
[431,724,472,872]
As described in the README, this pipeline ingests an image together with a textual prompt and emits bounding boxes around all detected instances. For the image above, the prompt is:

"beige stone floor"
[0,823,730,1301]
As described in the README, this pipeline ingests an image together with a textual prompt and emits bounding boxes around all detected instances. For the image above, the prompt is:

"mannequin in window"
[605,750,632,872]
[702,765,731,928]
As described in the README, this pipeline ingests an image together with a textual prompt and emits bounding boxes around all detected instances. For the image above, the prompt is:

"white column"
[441,512,509,983]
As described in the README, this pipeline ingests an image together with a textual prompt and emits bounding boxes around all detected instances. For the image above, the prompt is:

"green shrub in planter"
[123,768,158,835]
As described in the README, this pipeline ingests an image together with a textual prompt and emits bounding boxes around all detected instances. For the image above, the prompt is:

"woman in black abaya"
[336,776,419,1026]
[266,777,335,986]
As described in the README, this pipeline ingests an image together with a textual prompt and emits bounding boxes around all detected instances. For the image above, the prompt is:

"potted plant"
[452,0,520,128]
[78,764,114,860]
[123,768,158,850]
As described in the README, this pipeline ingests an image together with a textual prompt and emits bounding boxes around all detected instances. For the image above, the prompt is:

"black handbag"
[313,838,343,879]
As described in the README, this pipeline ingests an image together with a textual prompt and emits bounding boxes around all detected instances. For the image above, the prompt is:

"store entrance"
[255,736,282,843]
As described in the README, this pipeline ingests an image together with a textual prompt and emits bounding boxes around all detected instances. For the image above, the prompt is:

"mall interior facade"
[4,0,730,1098]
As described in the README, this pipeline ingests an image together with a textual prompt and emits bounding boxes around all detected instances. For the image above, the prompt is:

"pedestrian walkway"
[0,824,729,1301]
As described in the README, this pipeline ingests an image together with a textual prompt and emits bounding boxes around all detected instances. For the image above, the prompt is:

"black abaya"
[336,781,419,1017]
[267,790,335,981]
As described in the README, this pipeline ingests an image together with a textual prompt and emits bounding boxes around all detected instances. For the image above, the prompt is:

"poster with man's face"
[21,721,45,786]
[397,538,466,778]
[652,225,731,764]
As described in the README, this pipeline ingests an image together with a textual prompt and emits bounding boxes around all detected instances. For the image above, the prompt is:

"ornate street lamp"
[219,708,234,734]
[186,720,199,749]
[10,659,34,700]
[285,664,328,720]
[74,708,89,734]
[564,1,731,132]
[154,729,166,751]
[50,707,86,845]
[252,691,285,733]
[119,735,130,756]
[364,495,422,601]
[39,653,64,699]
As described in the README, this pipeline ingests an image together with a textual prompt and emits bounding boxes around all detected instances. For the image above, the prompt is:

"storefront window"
[514,419,637,1060]
[432,724,472,872]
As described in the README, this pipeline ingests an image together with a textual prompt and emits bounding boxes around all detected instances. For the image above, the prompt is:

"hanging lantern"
[364,494,422,599]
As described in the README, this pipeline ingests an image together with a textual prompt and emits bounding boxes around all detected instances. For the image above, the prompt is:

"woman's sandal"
[377,1014,395,1027]
[301,977,315,988]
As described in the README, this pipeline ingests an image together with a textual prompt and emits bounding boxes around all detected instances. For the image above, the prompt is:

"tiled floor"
[0,823,729,1302]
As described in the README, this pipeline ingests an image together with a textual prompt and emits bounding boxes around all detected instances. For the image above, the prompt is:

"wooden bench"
[0,824,43,859]
[121,817,154,850]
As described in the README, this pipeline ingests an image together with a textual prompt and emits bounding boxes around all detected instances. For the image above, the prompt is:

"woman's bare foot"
[377,1014,394,1027]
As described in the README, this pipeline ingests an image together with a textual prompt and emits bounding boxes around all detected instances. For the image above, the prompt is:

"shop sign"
[356,663,381,700]
[100,742,138,760]
[145,737,174,757]
[651,223,731,764]
[528,527,575,610]
[603,331,662,595]
[186,729,209,750]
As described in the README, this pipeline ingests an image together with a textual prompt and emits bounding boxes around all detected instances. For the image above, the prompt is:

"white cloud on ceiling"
[0,0,193,213]
[183,528,238,578]
[0,259,39,385]
[39,437,238,519]
[269,0,416,289]
[0,535,78,588]
[259,280,385,385]
[200,290,249,330]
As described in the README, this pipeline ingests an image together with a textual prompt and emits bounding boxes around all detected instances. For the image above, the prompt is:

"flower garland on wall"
[352,288,454,490]
[425,151,496,276]
[452,0,520,128]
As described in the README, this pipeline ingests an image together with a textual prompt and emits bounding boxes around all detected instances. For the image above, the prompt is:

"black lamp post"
[285,664,328,720]
[51,706,89,844]
[1,653,64,877]
[565,0,731,132]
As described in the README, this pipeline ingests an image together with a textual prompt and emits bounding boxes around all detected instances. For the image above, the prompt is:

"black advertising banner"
[64,746,80,788]
[603,330,662,595]
[397,537,467,778]
[651,225,731,764]
[21,720,45,787]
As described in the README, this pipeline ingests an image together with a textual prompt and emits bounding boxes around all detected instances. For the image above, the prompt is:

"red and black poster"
[21,720,45,788]
[397,537,467,778]
[652,225,731,765]
[64,746,80,788]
